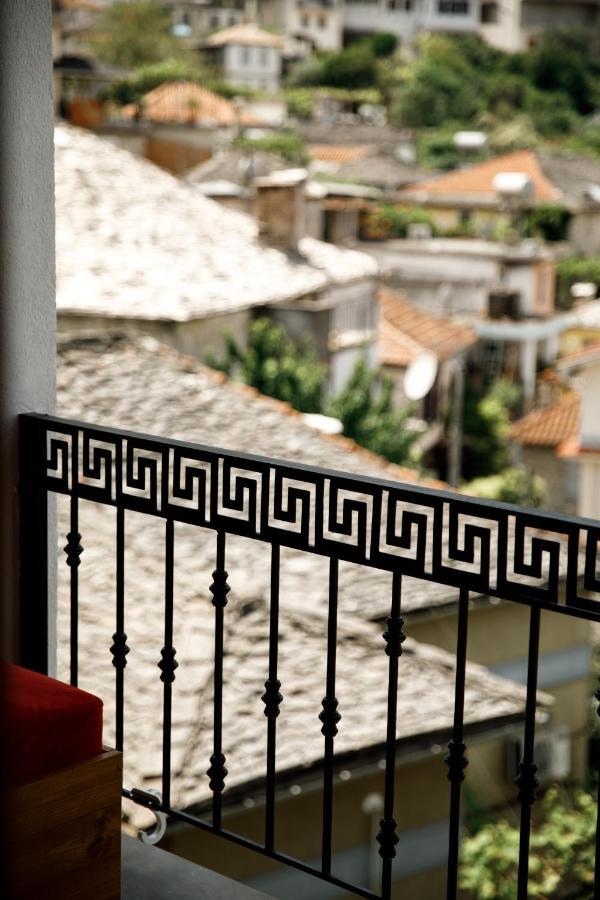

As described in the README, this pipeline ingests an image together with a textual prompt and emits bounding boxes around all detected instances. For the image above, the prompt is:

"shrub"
[392,35,483,129]
[362,205,437,240]
[528,28,600,116]
[234,131,308,165]
[460,785,596,899]
[207,318,326,414]
[556,255,600,307]
[86,1,182,70]
[462,379,521,479]
[368,32,397,59]
[328,359,417,466]
[463,467,547,508]
[285,55,327,88]
[525,203,572,242]
[284,88,315,119]
[105,57,199,106]
[321,43,378,89]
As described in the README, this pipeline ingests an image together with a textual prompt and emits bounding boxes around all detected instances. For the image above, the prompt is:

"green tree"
[390,35,483,128]
[368,32,397,59]
[233,131,308,165]
[106,57,198,106]
[462,379,521,480]
[328,359,416,466]
[206,318,326,414]
[460,785,596,899]
[528,29,600,116]
[525,203,572,243]
[463,466,547,508]
[321,43,378,89]
[87,1,182,70]
[207,321,417,466]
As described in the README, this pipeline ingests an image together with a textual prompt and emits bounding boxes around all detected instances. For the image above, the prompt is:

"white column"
[0,0,56,663]
[519,338,537,412]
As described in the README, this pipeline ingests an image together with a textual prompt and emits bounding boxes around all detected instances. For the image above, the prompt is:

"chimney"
[254,168,308,254]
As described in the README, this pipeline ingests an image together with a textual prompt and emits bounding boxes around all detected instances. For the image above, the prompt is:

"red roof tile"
[379,289,477,368]
[510,391,580,448]
[309,144,374,164]
[404,150,560,204]
[121,82,256,127]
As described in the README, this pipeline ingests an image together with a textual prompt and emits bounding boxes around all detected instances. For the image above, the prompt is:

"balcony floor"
[122,836,274,900]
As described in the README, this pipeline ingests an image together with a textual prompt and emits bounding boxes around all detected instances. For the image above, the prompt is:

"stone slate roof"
[379,289,477,368]
[186,148,289,186]
[510,391,580,448]
[538,151,600,209]
[55,336,534,822]
[54,125,377,321]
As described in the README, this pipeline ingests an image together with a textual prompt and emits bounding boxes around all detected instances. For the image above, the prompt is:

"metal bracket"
[135,788,167,846]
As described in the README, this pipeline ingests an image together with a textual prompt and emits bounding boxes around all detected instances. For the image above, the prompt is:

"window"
[437,0,469,13]
[301,13,310,27]
[260,48,268,66]
[387,0,414,9]
[318,14,326,28]
[480,1,498,23]
[240,46,250,65]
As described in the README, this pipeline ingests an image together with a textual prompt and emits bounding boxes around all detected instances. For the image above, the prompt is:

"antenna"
[403,352,438,401]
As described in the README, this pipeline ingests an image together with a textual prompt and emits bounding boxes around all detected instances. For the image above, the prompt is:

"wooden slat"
[7,749,122,900]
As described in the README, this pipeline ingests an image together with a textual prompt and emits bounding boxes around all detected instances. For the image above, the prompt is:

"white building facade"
[342,0,481,45]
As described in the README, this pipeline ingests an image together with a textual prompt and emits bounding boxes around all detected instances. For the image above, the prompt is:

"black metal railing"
[18,412,600,900]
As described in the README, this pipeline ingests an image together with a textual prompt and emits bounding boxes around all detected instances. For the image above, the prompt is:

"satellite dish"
[404,352,438,401]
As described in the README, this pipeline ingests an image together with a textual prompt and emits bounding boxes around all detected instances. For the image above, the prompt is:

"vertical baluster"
[262,543,282,852]
[64,431,82,687]
[320,557,341,876]
[377,571,404,900]
[158,518,178,809]
[208,529,230,829]
[515,605,541,900]
[110,504,129,752]
[445,587,469,900]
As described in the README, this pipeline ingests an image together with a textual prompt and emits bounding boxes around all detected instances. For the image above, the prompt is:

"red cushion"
[3,663,103,785]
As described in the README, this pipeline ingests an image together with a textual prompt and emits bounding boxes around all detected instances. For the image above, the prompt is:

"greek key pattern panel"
[33,416,600,617]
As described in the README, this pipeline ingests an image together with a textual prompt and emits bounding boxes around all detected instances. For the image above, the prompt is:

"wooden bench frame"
[7,748,122,900]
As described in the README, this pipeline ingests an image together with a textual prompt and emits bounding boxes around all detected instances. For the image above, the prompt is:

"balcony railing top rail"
[18,412,600,900]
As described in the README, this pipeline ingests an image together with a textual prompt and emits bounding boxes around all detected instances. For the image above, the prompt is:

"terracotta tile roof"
[206,23,284,48]
[510,391,580,448]
[405,150,561,204]
[121,81,256,127]
[379,288,477,368]
[309,144,374,164]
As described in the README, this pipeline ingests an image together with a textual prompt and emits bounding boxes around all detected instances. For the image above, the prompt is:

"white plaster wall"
[505,265,535,317]
[0,0,56,662]
[343,0,480,42]
[291,0,344,51]
[224,44,281,92]
[479,0,523,51]
[578,457,600,521]
[577,363,600,449]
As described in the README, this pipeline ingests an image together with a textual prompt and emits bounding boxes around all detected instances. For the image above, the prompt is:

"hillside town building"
[55,124,379,394]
